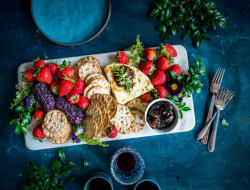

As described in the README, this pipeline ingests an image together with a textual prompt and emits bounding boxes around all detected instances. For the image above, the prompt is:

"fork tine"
[224,93,235,109]
[223,88,228,99]
[215,69,222,84]
[218,69,225,85]
[212,68,221,83]
[218,88,224,99]
[225,90,233,101]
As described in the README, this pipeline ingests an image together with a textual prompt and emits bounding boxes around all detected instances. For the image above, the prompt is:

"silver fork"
[200,68,225,144]
[207,88,235,152]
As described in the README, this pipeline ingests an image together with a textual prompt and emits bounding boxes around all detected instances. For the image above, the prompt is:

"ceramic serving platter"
[18,45,195,150]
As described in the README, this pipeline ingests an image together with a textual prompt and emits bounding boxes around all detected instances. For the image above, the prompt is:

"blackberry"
[55,96,85,126]
[31,81,55,113]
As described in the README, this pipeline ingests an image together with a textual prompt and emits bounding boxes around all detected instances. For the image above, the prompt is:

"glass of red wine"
[110,147,145,185]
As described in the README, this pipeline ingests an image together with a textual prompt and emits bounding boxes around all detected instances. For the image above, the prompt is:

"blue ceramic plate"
[31,0,111,45]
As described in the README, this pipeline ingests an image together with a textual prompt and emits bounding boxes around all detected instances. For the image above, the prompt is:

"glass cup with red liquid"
[110,147,145,185]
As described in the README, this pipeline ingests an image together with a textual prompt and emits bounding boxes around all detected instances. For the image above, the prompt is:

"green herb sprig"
[165,95,191,119]
[221,119,230,127]
[21,149,76,190]
[73,125,109,147]
[149,0,227,48]
[125,35,146,63]
[110,62,133,94]
[172,58,206,97]
[10,72,36,135]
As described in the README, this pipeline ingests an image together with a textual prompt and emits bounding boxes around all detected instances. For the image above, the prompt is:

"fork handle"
[207,109,220,152]
[197,112,217,140]
[200,94,216,144]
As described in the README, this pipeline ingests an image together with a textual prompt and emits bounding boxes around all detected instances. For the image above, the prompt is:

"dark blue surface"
[0,0,250,190]
[32,0,110,44]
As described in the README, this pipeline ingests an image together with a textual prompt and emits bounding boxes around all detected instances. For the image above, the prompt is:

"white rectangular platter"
[18,45,195,150]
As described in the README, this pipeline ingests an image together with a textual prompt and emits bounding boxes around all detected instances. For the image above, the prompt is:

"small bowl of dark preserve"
[145,99,179,134]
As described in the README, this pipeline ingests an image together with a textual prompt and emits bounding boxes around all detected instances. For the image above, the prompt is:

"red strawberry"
[67,91,80,104]
[116,51,129,64]
[155,56,173,71]
[139,61,156,75]
[46,62,58,76]
[152,70,167,85]
[33,123,45,142]
[154,85,168,98]
[57,60,74,80]
[34,67,52,84]
[141,93,152,103]
[77,96,89,109]
[144,48,156,61]
[161,44,177,57]
[50,80,59,95]
[33,58,46,69]
[73,78,84,94]
[33,108,45,121]
[106,126,118,138]
[58,77,75,96]
[168,64,182,76]
[24,69,35,82]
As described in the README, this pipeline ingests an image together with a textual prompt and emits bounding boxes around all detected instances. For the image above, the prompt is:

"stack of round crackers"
[74,56,111,100]
[42,110,72,144]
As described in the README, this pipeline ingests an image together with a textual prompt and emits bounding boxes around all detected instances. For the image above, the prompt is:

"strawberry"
[73,78,84,94]
[161,44,177,57]
[144,48,156,61]
[77,96,89,109]
[50,80,59,95]
[140,93,152,103]
[34,67,52,84]
[33,58,46,69]
[155,56,173,71]
[58,77,75,96]
[67,91,80,104]
[168,64,182,76]
[106,126,118,138]
[46,61,58,76]
[24,69,35,82]
[154,85,168,98]
[33,123,45,142]
[57,60,74,80]
[152,70,167,85]
[139,61,156,75]
[116,51,129,64]
[33,108,45,121]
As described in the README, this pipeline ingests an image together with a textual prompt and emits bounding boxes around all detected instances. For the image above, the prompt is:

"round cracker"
[43,110,68,133]
[42,123,67,140]
[79,62,102,81]
[86,105,102,133]
[102,94,117,119]
[82,56,100,66]
[130,110,145,133]
[127,99,148,114]
[83,117,97,140]
[47,123,72,144]
[88,78,110,89]
[74,59,84,78]
[83,83,110,97]
[86,85,110,100]
[110,104,134,134]
[85,73,105,85]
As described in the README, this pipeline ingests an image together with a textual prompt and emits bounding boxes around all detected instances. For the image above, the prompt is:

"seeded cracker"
[79,62,102,81]
[127,98,148,114]
[83,117,97,140]
[130,110,145,133]
[86,105,102,134]
[86,85,110,100]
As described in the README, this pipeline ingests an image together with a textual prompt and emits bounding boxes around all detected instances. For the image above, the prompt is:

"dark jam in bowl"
[146,101,175,130]
[113,65,134,88]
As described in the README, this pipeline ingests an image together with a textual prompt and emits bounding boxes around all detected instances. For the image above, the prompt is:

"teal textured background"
[0,0,250,189]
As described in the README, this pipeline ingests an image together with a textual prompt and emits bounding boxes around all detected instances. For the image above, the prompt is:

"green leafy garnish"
[83,160,89,169]
[221,119,230,127]
[165,95,191,119]
[78,135,109,147]
[112,64,132,94]
[125,35,146,63]
[177,58,206,98]
[149,0,227,48]
[21,149,76,190]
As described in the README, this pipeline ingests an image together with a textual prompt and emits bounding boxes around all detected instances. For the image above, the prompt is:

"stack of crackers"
[83,93,147,139]
[42,110,72,144]
[74,56,110,100]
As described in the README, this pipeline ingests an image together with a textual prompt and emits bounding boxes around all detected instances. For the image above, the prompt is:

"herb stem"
[36,167,47,189]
